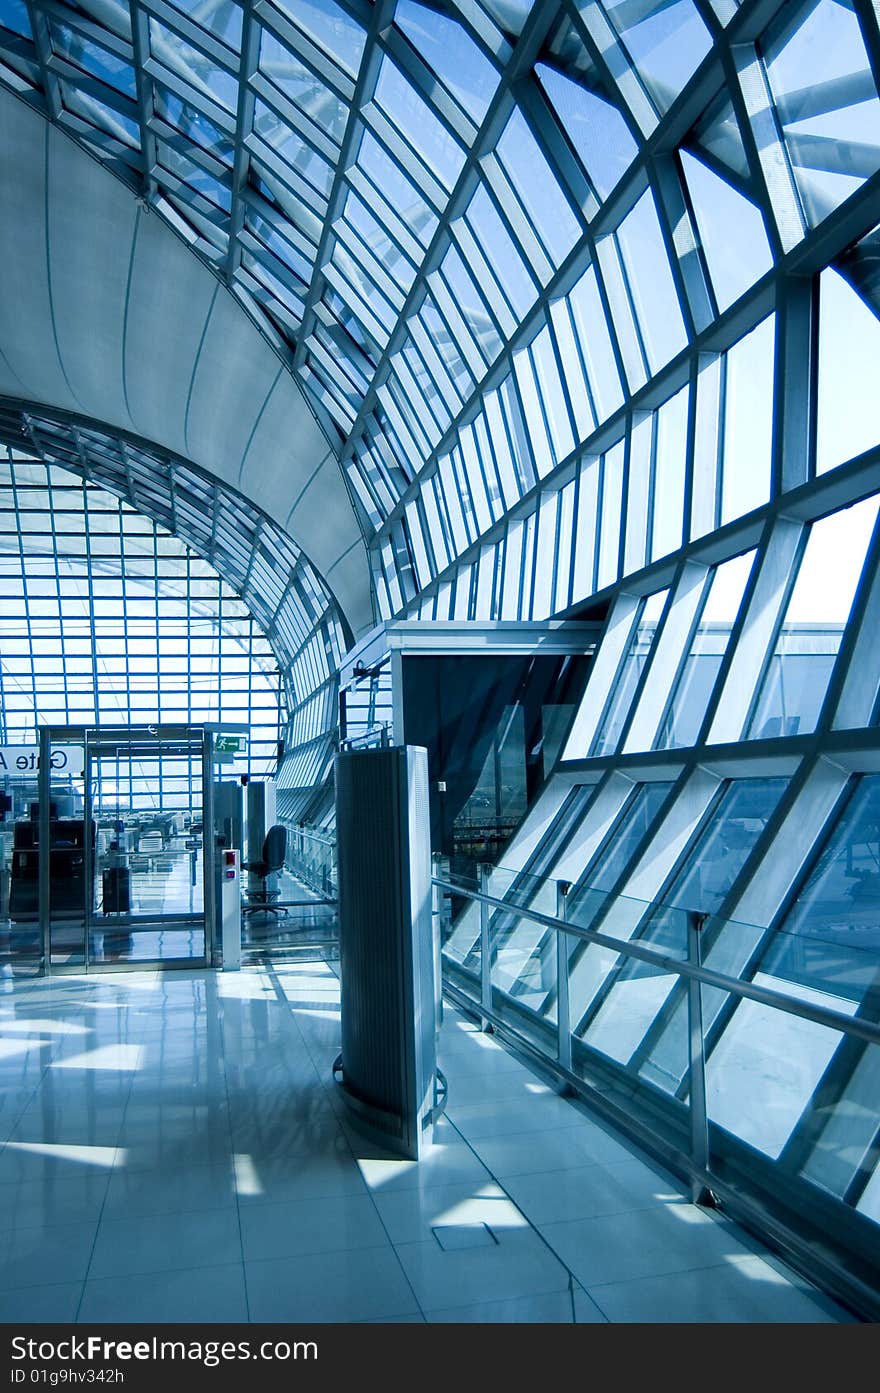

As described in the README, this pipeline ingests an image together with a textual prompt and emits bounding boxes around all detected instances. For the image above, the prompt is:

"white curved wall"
[0,86,372,637]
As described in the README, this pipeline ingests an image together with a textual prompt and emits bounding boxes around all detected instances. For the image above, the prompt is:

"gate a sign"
[0,745,84,777]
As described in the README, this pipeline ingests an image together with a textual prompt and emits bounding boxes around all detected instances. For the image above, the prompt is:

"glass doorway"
[32,725,213,971]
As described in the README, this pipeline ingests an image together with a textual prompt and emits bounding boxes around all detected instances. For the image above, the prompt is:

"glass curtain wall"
[0,452,282,770]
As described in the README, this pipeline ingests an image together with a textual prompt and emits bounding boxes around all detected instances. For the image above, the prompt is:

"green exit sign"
[215,734,248,757]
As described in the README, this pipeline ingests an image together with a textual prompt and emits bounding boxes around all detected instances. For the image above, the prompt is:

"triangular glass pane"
[537,62,638,200]
[680,149,773,311]
[816,267,880,473]
[835,222,880,317]
[690,92,751,186]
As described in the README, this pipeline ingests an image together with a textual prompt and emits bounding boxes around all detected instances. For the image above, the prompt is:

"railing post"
[556,881,572,1073]
[479,862,492,1030]
[687,910,713,1206]
[431,853,444,1039]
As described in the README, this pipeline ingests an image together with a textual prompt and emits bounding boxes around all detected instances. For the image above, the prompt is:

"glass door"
[41,724,211,970]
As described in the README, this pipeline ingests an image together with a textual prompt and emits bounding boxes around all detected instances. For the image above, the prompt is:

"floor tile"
[88,1207,242,1279]
[0,1171,111,1229]
[0,1220,97,1291]
[240,1191,388,1261]
[468,1121,634,1178]
[0,1282,83,1322]
[446,1093,594,1139]
[425,1290,589,1323]
[0,966,852,1327]
[393,1226,570,1310]
[371,1180,527,1245]
[354,1134,491,1195]
[589,1253,842,1323]
[245,1246,419,1322]
[502,1158,687,1225]
[103,1159,236,1217]
[233,1151,366,1205]
[539,1203,753,1288]
[78,1264,248,1323]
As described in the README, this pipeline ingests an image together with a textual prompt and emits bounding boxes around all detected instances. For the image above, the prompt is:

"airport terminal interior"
[0,0,878,1324]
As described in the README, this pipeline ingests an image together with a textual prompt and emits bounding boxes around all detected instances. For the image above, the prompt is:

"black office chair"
[242,823,288,917]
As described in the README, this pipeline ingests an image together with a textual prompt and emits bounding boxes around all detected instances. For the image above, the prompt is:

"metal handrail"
[432,875,880,1049]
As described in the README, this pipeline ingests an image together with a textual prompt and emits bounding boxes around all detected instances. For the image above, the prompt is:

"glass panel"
[615,190,687,373]
[537,62,638,199]
[658,550,756,748]
[274,0,366,78]
[495,108,581,269]
[149,18,238,111]
[463,183,538,321]
[259,29,347,142]
[764,0,880,226]
[651,385,689,561]
[816,268,880,474]
[593,590,669,756]
[374,57,466,191]
[720,315,775,525]
[761,774,880,1005]
[50,23,137,97]
[748,495,879,739]
[706,973,852,1158]
[680,149,773,312]
[606,0,712,112]
[170,0,242,48]
[394,0,500,122]
[0,0,31,38]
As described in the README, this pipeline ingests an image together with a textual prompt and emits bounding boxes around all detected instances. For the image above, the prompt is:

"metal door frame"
[37,723,215,973]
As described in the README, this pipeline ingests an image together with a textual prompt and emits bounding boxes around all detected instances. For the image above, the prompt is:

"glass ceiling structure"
[0,0,877,628]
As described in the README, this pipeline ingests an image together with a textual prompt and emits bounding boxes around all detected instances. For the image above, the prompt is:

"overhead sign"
[0,745,84,778]
[214,734,248,760]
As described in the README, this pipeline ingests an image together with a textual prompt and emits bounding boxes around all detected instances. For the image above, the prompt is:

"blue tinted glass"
[569,780,675,922]
[51,23,137,98]
[537,63,638,199]
[374,57,466,191]
[357,130,439,244]
[395,0,500,122]
[169,0,242,49]
[150,19,238,111]
[272,0,366,77]
[615,190,687,372]
[681,149,773,311]
[748,496,880,739]
[0,0,30,38]
[155,86,234,162]
[764,775,880,1002]
[764,0,880,225]
[260,29,347,141]
[463,183,537,319]
[253,99,334,195]
[63,85,140,147]
[608,0,711,110]
[496,109,581,269]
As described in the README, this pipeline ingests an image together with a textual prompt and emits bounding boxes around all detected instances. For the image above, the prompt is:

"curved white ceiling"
[0,84,372,638]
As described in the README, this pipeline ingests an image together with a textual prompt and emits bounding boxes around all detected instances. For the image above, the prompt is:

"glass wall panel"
[748,496,879,739]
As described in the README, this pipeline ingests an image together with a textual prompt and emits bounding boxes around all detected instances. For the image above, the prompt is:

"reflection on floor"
[0,964,853,1323]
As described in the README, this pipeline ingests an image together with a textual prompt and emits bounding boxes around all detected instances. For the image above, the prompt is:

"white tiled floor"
[0,963,853,1323]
